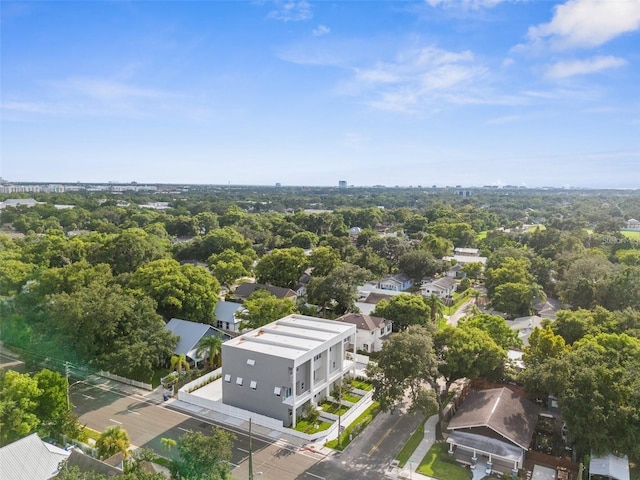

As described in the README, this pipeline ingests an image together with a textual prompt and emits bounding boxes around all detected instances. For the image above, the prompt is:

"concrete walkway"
[396,414,439,480]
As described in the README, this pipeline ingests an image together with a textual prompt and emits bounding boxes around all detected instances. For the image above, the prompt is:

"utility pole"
[64,361,71,411]
[248,418,253,480]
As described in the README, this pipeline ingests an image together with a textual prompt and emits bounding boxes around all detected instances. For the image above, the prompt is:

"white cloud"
[268,1,312,22]
[426,0,507,9]
[59,77,167,101]
[545,55,627,78]
[527,0,640,50]
[312,24,330,36]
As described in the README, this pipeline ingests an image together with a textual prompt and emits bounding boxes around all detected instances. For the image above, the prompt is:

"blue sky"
[1,0,639,188]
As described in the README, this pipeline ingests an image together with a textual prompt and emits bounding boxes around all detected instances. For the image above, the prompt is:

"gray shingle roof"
[336,313,388,331]
[234,283,296,299]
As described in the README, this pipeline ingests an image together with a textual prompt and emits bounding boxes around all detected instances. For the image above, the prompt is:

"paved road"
[70,380,323,479]
[302,409,422,480]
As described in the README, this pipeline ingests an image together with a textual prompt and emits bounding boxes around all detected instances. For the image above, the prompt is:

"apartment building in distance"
[221,314,356,427]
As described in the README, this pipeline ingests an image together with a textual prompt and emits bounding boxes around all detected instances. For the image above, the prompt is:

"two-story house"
[221,314,356,427]
[336,313,392,353]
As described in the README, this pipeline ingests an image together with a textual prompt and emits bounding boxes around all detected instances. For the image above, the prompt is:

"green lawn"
[621,230,640,241]
[395,417,426,467]
[351,379,373,391]
[293,419,332,434]
[343,392,362,403]
[476,230,488,240]
[320,401,349,416]
[418,443,472,480]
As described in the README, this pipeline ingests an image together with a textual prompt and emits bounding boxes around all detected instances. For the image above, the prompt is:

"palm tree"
[160,437,177,453]
[195,335,222,369]
[425,294,445,324]
[96,425,130,460]
[170,354,190,375]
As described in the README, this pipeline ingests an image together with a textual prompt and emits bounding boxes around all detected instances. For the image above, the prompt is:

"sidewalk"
[397,414,439,480]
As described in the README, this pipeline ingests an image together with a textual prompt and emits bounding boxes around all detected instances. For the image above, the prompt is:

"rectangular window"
[274,387,281,396]
[236,377,243,386]
[250,380,257,390]
[285,387,292,398]
[224,374,231,382]
[246,359,255,366]
[301,382,305,390]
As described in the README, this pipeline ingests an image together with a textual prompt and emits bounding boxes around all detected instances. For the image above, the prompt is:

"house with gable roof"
[165,318,230,365]
[377,273,413,292]
[214,300,246,333]
[335,312,392,353]
[421,276,457,299]
[446,387,538,475]
[0,433,70,480]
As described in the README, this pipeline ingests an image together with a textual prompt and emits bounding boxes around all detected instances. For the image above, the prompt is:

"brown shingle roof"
[234,283,296,299]
[447,387,538,450]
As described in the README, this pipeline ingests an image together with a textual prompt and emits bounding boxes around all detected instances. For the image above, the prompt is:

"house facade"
[336,313,392,353]
[377,273,413,292]
[446,387,538,475]
[626,218,640,230]
[214,300,246,333]
[221,314,356,427]
[421,277,457,299]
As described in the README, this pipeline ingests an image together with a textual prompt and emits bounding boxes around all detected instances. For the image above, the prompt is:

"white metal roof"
[0,433,70,480]
[590,453,630,480]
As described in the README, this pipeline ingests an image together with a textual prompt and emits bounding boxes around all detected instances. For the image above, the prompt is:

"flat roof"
[224,314,355,360]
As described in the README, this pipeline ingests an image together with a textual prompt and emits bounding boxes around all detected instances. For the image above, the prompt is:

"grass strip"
[395,417,425,467]
[325,401,380,451]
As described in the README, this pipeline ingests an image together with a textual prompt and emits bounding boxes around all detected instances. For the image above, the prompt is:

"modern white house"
[221,314,356,427]
[626,218,640,230]
[336,313,392,353]
[444,247,487,268]
[421,277,457,299]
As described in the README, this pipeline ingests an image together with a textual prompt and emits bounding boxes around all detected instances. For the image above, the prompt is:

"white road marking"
[237,448,249,453]
[82,394,95,400]
[306,473,325,479]
[109,419,122,425]
[178,427,191,433]
[127,409,140,415]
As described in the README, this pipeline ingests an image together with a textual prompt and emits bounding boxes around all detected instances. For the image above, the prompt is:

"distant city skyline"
[2,1,639,188]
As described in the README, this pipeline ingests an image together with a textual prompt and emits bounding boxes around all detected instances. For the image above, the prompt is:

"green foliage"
[129,258,220,322]
[307,262,373,314]
[373,294,431,331]
[238,289,298,329]
[255,247,308,289]
[97,228,170,275]
[367,326,438,414]
[459,313,522,350]
[170,428,235,480]
[0,370,42,445]
[398,249,440,282]
[96,425,130,459]
[308,246,341,276]
[195,335,223,368]
[558,333,640,457]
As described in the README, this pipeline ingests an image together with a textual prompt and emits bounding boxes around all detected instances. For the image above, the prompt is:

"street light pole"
[64,361,71,411]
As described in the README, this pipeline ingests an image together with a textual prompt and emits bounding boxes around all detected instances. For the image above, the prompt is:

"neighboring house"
[214,300,246,333]
[626,218,640,230]
[0,433,70,480]
[444,263,466,279]
[446,387,538,474]
[0,198,43,210]
[233,283,297,302]
[455,247,480,256]
[221,314,356,427]
[63,449,123,477]
[165,318,230,365]
[420,277,457,299]
[377,273,413,292]
[348,226,362,239]
[293,272,312,298]
[506,315,545,348]
[336,313,392,353]
[444,248,487,268]
[589,453,630,480]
